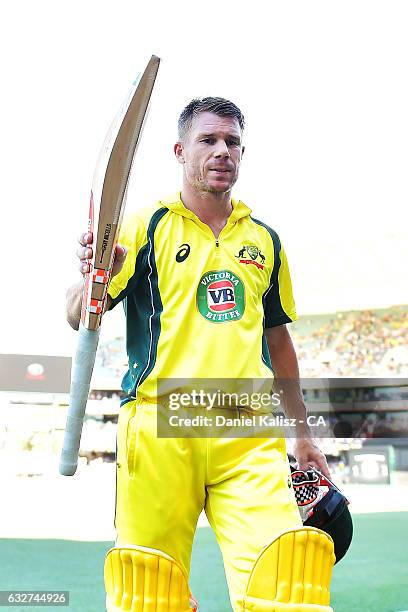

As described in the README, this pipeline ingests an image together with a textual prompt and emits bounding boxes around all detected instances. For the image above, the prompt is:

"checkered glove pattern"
[291,468,327,523]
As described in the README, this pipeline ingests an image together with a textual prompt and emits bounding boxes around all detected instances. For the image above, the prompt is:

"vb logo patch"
[197,270,245,323]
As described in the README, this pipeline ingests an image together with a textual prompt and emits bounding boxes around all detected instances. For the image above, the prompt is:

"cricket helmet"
[290,466,353,563]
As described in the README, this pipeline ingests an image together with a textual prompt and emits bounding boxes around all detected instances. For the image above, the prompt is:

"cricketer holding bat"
[67,98,336,611]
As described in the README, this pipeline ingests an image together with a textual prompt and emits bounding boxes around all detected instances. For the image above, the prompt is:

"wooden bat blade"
[59,55,160,476]
[83,54,160,331]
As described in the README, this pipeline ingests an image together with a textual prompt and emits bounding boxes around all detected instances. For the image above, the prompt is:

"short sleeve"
[107,213,148,309]
[264,243,297,328]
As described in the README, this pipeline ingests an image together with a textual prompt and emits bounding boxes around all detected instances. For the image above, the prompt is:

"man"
[67,98,335,611]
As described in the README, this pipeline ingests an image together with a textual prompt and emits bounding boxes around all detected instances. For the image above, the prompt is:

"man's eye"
[201,138,214,144]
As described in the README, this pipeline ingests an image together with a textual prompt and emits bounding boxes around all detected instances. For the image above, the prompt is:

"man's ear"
[174,142,185,163]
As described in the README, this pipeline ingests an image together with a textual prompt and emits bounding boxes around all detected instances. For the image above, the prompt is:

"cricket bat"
[59,55,160,476]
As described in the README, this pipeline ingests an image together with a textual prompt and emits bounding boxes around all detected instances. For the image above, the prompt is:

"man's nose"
[214,140,230,158]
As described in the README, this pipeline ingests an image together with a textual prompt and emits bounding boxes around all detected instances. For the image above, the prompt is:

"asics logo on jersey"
[176,243,191,263]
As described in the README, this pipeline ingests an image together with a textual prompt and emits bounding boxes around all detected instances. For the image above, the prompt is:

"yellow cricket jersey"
[108,193,297,402]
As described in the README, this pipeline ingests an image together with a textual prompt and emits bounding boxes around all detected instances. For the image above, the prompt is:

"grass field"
[1,513,407,612]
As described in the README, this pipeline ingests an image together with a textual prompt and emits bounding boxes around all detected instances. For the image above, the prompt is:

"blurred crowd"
[291,306,408,376]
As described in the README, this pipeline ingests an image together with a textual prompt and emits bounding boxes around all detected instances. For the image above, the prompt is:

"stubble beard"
[189,169,238,198]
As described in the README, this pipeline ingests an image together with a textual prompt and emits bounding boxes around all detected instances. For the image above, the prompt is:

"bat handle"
[59,324,100,476]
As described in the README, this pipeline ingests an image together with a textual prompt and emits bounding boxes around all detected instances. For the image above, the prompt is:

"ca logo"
[176,243,191,263]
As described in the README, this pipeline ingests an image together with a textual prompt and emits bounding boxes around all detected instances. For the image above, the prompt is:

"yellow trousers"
[115,398,302,611]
